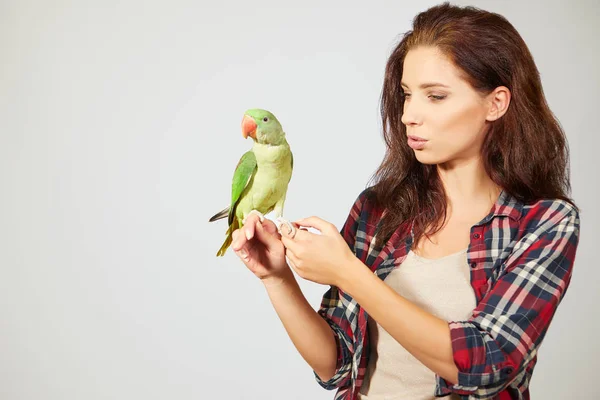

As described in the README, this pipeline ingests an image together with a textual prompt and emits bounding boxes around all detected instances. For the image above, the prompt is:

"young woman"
[230,3,580,399]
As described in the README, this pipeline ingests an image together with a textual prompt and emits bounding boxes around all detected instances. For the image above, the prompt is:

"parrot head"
[241,109,285,145]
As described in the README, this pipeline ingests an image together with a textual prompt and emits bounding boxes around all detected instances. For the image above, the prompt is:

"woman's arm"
[264,190,371,387]
[263,269,339,382]
[340,261,460,384]
[340,203,580,395]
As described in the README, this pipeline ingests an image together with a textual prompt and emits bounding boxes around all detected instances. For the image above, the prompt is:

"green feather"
[228,151,257,226]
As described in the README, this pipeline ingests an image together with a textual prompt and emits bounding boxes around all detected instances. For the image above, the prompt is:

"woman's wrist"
[261,268,296,288]
[336,255,366,294]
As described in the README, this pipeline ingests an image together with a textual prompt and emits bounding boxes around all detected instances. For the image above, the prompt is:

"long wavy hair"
[369,2,577,248]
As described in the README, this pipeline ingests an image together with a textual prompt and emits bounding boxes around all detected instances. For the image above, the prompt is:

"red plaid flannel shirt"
[313,187,580,399]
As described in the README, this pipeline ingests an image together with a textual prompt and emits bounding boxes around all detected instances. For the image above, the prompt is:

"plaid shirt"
[313,187,580,400]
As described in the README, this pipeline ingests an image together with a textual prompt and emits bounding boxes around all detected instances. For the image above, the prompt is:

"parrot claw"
[243,210,265,224]
[276,217,296,238]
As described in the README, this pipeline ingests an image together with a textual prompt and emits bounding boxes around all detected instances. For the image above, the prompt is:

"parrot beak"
[241,115,257,140]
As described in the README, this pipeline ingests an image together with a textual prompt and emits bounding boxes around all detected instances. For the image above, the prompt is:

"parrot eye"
[263,117,269,122]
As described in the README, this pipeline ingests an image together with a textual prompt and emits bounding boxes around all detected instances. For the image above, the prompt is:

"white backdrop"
[1,0,598,398]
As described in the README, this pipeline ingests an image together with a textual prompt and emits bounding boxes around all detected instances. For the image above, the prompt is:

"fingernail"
[245,230,252,240]
[240,249,248,258]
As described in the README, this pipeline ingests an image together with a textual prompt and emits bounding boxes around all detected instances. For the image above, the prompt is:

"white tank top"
[358,248,476,400]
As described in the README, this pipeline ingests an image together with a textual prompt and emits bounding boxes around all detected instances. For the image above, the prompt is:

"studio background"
[1,0,598,398]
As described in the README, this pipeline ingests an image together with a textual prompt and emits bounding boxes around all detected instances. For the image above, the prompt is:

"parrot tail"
[216,218,240,257]
[209,207,230,222]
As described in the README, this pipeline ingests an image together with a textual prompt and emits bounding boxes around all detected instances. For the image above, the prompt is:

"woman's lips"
[407,135,428,150]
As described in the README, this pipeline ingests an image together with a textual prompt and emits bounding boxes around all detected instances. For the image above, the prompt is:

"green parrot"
[209,109,294,257]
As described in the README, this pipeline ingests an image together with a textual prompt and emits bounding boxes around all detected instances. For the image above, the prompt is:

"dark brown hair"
[369,2,577,248]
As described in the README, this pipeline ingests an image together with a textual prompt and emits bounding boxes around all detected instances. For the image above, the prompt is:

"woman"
[230,3,580,399]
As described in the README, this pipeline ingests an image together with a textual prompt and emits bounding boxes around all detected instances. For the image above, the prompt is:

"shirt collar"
[406,189,523,239]
[490,189,523,221]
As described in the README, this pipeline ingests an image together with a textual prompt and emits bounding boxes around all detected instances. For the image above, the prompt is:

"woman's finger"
[294,216,335,234]
[254,220,280,249]
[231,229,246,252]
[285,248,300,271]
[243,218,258,240]
[261,218,279,235]
[281,225,307,253]
[235,248,250,262]
[287,226,312,241]
[244,215,282,240]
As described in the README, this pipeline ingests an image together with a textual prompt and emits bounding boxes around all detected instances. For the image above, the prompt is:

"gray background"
[1,0,598,398]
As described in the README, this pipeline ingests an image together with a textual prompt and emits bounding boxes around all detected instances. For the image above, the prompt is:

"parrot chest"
[247,143,292,207]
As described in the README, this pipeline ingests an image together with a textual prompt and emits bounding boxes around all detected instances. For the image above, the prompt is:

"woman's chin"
[414,151,442,165]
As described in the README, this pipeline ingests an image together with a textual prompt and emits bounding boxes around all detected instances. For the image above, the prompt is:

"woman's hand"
[280,216,357,287]
[231,214,291,286]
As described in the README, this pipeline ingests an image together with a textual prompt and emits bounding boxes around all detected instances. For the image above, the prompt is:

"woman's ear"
[486,86,511,121]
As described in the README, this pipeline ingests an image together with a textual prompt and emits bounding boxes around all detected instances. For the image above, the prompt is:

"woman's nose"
[401,101,422,126]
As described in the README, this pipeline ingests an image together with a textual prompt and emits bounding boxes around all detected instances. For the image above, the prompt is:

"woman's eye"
[400,93,445,101]
[263,117,269,122]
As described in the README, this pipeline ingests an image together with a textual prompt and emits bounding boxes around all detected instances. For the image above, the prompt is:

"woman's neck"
[436,157,502,218]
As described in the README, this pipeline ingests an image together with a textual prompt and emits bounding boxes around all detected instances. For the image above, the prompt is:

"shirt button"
[470,262,477,268]
[473,233,481,239]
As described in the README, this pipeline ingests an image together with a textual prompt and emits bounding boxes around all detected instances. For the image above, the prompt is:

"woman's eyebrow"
[401,82,450,89]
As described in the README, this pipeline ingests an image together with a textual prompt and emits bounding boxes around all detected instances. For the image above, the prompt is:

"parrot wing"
[228,150,257,226]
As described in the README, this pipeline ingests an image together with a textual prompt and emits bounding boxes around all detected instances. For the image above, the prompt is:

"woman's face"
[400,46,495,166]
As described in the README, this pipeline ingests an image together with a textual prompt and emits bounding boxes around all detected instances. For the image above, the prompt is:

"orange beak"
[241,115,257,139]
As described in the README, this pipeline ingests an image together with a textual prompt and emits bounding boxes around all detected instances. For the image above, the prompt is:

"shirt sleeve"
[435,203,580,398]
[313,188,369,390]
